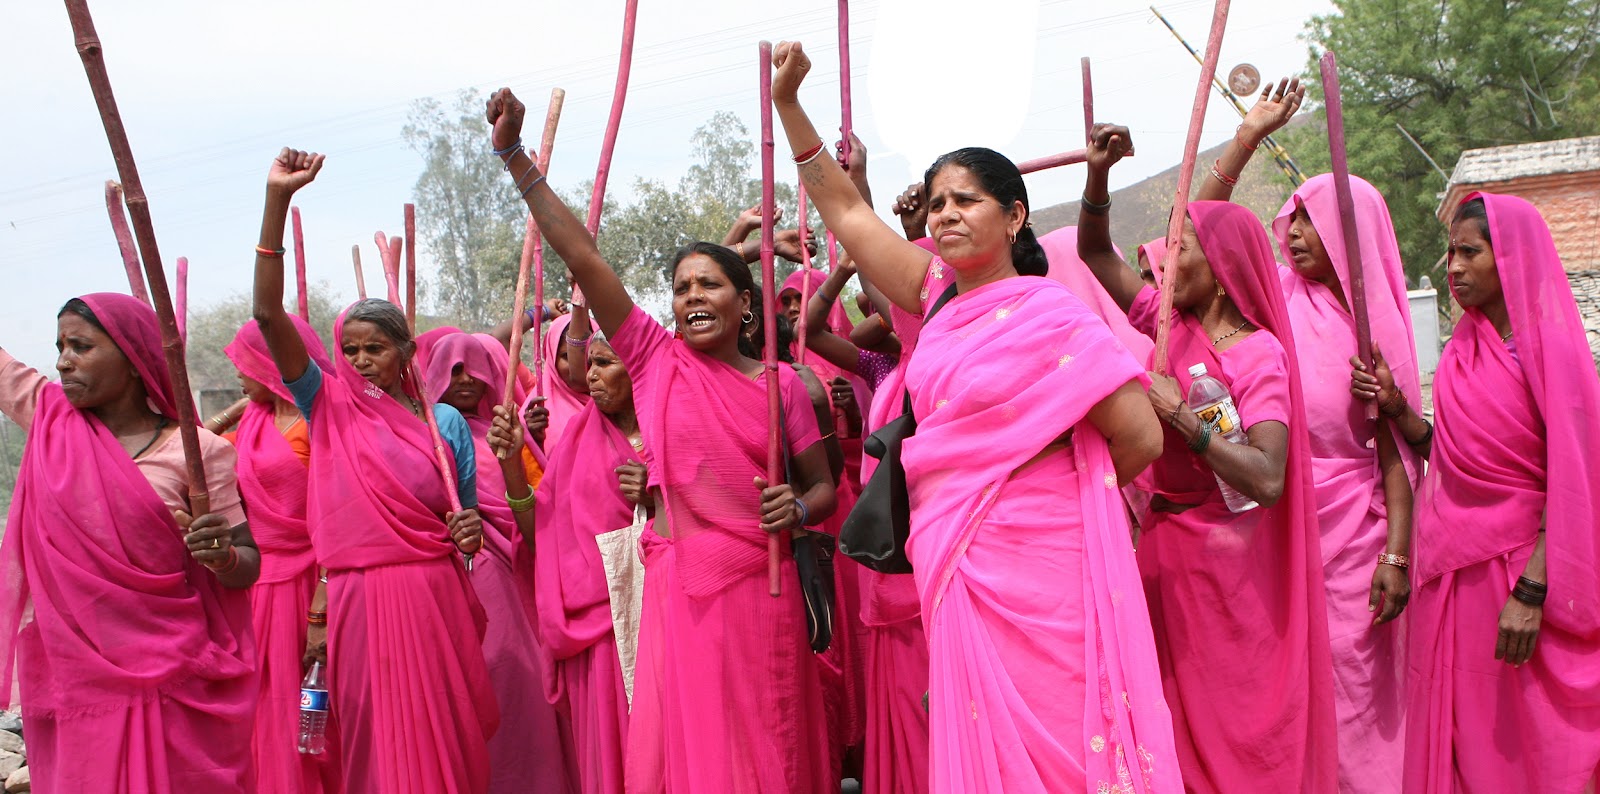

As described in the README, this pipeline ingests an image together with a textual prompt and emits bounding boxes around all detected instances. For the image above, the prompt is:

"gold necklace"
[1210,321,1249,346]
[627,433,644,452]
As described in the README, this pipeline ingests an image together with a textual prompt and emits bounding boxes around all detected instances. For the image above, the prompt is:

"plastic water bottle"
[298,660,329,755]
[1186,363,1259,513]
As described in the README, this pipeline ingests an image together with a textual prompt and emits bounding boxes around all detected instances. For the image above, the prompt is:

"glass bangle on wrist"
[1377,553,1409,569]
[506,489,536,513]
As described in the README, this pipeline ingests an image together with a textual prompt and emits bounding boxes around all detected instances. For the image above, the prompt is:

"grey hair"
[342,299,415,359]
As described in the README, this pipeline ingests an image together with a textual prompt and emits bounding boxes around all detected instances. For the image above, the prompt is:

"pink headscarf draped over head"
[225,315,332,403]
[78,292,185,421]
[1273,174,1421,407]
[1037,226,1155,362]
[414,326,464,372]
[223,317,331,583]
[303,305,464,570]
[1429,192,1600,632]
[533,314,590,452]
[0,293,253,713]
[1138,237,1168,283]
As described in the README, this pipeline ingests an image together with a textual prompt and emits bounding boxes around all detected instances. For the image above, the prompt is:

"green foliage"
[0,417,22,518]
[1301,0,1600,284]
[183,281,345,394]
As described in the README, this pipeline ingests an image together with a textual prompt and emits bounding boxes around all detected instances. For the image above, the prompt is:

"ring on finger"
[211,537,221,550]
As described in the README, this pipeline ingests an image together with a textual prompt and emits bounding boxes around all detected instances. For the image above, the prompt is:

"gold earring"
[1216,284,1226,298]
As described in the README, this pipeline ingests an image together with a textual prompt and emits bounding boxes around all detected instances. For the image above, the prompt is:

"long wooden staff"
[826,0,854,310]
[176,256,188,342]
[103,181,149,304]
[1082,57,1095,144]
[1320,50,1377,420]
[67,0,209,513]
[377,232,402,306]
[759,41,783,598]
[505,89,567,426]
[292,206,310,320]
[1151,0,1230,375]
[796,184,814,366]
[1017,149,1088,174]
[405,204,417,331]
[584,0,639,242]
[351,244,368,300]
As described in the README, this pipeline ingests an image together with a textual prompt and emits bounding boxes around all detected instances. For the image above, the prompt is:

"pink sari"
[305,307,498,793]
[1130,202,1337,793]
[1272,174,1420,793]
[902,262,1180,793]
[424,333,576,793]
[534,398,641,794]
[0,293,256,792]
[1404,192,1600,792]
[539,314,592,452]
[226,317,342,793]
[610,306,830,794]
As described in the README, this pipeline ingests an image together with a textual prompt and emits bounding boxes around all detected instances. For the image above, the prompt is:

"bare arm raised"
[253,148,325,383]
[487,89,635,338]
[771,41,931,314]
[1077,125,1144,314]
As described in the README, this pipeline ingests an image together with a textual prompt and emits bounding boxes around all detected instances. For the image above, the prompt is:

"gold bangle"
[506,489,536,513]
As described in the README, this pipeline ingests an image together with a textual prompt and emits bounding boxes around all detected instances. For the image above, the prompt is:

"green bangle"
[506,489,536,513]
[1187,421,1212,454]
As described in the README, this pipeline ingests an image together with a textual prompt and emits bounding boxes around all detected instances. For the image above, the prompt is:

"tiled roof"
[1446,136,1600,185]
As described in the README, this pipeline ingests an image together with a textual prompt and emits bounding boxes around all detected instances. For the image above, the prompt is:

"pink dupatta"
[1420,192,1600,625]
[0,293,254,717]
[1038,226,1155,363]
[902,265,1180,792]
[1140,203,1336,792]
[537,314,591,452]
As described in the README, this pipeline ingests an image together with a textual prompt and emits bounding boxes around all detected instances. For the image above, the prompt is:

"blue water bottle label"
[300,688,330,713]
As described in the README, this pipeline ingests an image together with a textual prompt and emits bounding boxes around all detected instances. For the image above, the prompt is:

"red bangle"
[1209,160,1239,187]
[209,546,240,575]
[792,141,826,165]
[256,245,286,258]
[1234,125,1259,151]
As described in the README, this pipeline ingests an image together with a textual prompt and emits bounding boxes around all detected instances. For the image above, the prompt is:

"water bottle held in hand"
[1187,363,1259,513]
[298,660,329,755]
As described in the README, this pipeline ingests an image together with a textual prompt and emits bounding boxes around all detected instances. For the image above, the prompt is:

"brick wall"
[1442,171,1600,272]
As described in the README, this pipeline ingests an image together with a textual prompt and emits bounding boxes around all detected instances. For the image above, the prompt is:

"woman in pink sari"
[1354,193,1600,791]
[253,148,498,794]
[1079,125,1337,792]
[225,315,344,793]
[425,332,577,793]
[488,90,838,793]
[485,334,645,794]
[774,43,1181,793]
[537,313,592,453]
[0,293,260,792]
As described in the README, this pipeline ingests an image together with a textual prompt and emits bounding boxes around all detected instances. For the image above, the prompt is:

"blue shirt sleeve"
[285,361,324,420]
[431,403,479,509]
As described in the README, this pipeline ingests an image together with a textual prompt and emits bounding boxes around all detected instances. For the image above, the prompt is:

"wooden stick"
[176,256,188,343]
[760,41,783,598]
[1320,50,1377,420]
[404,204,417,331]
[584,0,640,242]
[796,184,813,366]
[1151,0,1231,375]
[67,0,209,514]
[351,244,367,300]
[1081,57,1095,145]
[507,88,566,414]
[103,181,149,304]
[292,206,310,321]
[377,232,402,306]
[1017,149,1088,174]
[837,0,853,166]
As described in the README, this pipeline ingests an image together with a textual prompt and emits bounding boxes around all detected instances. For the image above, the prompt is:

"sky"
[0,0,1332,375]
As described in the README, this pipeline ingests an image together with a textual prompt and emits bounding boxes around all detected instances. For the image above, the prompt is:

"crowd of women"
[1,36,1597,794]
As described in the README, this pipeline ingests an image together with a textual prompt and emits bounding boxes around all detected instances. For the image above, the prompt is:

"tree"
[182,281,345,396]
[1299,0,1600,284]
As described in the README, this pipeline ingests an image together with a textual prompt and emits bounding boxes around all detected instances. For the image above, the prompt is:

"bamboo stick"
[1082,57,1095,145]
[292,206,310,321]
[796,184,813,366]
[103,181,149,304]
[584,0,640,243]
[377,232,402,307]
[1151,0,1231,375]
[1320,50,1377,420]
[176,256,188,343]
[1017,149,1088,174]
[760,41,782,598]
[404,204,417,331]
[352,244,367,300]
[67,0,209,514]
[506,89,566,416]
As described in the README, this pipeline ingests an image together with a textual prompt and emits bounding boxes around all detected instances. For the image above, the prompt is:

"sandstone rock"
[0,754,21,783]
[0,733,21,756]
[4,765,27,793]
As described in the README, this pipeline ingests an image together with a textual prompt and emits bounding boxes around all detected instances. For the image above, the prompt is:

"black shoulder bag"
[838,282,960,573]
[781,399,835,653]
